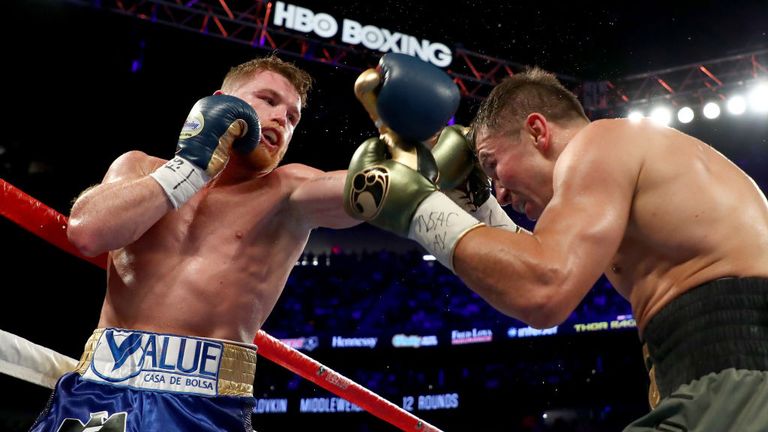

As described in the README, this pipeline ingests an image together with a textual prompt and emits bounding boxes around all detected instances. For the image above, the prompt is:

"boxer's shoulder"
[247,163,327,202]
[269,163,326,184]
[275,162,324,174]
[564,118,653,163]
[570,118,635,144]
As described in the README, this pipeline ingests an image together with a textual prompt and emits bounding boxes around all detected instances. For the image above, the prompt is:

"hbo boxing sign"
[273,2,453,68]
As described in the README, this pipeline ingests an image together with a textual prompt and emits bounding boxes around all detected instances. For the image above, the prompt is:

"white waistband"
[77,328,257,397]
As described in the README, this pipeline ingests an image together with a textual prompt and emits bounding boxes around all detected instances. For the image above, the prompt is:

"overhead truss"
[67,0,767,117]
[583,50,768,117]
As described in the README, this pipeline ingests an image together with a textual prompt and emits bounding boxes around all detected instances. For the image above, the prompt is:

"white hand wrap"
[407,191,484,271]
[473,195,527,233]
[149,156,210,209]
[444,190,527,234]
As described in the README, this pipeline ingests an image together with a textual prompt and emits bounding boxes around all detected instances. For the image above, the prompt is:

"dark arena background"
[2,0,767,430]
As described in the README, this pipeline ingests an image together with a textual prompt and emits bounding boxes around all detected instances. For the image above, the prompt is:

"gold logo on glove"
[349,167,389,220]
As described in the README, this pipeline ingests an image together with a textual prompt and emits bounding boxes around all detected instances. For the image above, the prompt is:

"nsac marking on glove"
[273,1,452,68]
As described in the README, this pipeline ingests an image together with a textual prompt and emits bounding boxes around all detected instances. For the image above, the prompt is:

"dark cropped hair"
[470,67,588,146]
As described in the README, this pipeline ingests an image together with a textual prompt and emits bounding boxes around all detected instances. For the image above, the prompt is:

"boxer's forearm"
[290,170,362,229]
[452,225,580,329]
[68,176,171,256]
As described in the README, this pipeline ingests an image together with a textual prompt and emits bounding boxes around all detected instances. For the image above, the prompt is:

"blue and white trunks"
[30,328,258,432]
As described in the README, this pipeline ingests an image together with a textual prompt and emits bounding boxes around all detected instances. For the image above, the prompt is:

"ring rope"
[0,329,78,389]
[0,177,441,432]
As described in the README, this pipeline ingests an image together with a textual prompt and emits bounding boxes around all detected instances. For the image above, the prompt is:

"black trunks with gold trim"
[642,277,768,408]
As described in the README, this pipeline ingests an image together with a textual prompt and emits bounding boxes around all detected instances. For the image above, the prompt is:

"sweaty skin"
[458,118,768,333]
[68,70,358,343]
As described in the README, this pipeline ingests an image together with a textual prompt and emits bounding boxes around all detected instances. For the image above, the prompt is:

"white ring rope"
[0,329,77,389]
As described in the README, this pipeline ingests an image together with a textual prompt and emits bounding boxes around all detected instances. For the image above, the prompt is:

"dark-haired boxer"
[345,66,768,431]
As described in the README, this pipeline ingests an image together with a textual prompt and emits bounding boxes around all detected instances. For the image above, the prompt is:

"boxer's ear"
[525,113,550,153]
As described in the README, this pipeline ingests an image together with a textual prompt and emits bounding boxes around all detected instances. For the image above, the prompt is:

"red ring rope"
[0,177,442,432]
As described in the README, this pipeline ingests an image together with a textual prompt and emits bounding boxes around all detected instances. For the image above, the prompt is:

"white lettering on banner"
[254,398,289,413]
[341,19,452,67]
[391,334,438,348]
[299,397,364,413]
[273,1,453,67]
[272,2,298,30]
[417,393,460,410]
[82,330,222,396]
[273,2,338,38]
[507,326,559,338]
[402,396,415,412]
[331,336,378,348]
[450,328,493,345]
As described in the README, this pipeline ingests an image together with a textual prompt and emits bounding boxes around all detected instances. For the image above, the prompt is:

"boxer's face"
[475,126,554,221]
[222,70,302,175]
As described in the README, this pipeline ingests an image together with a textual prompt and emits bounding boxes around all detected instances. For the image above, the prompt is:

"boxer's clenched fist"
[432,125,525,233]
[150,95,261,208]
[344,137,483,271]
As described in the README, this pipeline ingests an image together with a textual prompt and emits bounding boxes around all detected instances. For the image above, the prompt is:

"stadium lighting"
[702,102,721,119]
[677,106,694,124]
[748,82,768,113]
[726,95,747,115]
[422,254,436,261]
[649,106,672,126]
[627,111,644,122]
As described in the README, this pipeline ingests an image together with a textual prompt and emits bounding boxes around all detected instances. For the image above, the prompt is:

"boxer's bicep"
[535,138,637,304]
[102,151,163,184]
[71,151,159,205]
[537,123,643,307]
[69,151,171,256]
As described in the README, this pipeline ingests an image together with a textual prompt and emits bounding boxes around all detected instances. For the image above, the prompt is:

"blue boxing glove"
[376,53,460,142]
[354,53,460,143]
[150,95,261,208]
[352,53,459,189]
[347,55,481,270]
